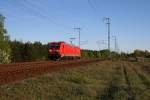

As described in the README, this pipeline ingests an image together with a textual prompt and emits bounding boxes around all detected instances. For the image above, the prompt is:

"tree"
[144,50,150,58]
[10,40,24,62]
[132,49,150,58]
[100,49,110,58]
[10,40,49,62]
[0,14,11,63]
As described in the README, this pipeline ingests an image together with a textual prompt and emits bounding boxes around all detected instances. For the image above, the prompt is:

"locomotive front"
[48,42,61,60]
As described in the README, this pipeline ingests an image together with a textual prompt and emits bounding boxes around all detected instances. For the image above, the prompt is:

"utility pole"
[74,28,81,47]
[104,17,111,58]
[112,36,117,52]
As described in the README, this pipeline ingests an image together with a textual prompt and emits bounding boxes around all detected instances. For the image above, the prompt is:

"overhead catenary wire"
[22,0,54,20]
[14,0,71,30]
[96,40,107,50]
[13,0,48,19]
[87,0,100,19]
[80,40,88,46]
[24,0,71,29]
[0,0,30,21]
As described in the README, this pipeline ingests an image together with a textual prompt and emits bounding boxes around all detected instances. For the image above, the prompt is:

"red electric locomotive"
[48,41,81,60]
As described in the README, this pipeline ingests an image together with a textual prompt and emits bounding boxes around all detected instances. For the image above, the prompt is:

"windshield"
[49,43,60,49]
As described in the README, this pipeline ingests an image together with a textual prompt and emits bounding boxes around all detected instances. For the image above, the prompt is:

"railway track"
[0,59,100,85]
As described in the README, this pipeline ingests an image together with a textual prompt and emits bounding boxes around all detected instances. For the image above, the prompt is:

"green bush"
[0,14,11,64]
[0,49,10,63]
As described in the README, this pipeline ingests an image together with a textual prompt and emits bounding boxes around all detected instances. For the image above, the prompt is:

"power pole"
[114,36,117,52]
[74,28,81,47]
[112,36,117,52]
[104,17,111,57]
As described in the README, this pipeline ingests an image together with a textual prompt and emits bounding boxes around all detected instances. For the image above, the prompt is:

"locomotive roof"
[48,41,64,44]
[48,41,80,48]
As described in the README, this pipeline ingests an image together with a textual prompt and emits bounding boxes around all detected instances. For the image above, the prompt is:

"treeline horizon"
[9,40,150,63]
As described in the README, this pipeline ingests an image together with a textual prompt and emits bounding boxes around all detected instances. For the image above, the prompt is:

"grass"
[124,62,150,100]
[0,60,150,100]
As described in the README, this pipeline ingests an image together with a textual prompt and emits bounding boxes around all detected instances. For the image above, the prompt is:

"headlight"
[56,50,60,52]
[49,50,52,52]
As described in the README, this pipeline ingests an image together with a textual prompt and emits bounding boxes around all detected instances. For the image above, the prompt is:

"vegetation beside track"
[0,60,149,100]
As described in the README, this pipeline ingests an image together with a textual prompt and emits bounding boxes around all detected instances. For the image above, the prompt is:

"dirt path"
[99,61,136,100]
[99,61,149,100]
[122,61,150,100]
[122,62,135,100]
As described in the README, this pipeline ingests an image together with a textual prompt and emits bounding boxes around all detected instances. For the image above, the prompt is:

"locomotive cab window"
[49,44,60,49]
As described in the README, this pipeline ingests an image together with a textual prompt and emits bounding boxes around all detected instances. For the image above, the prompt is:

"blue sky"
[0,0,150,52]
